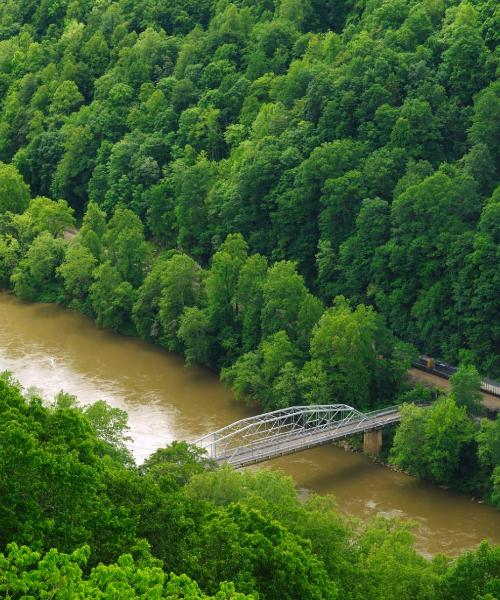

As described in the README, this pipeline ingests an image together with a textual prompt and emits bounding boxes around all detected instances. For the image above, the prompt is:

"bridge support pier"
[363,429,383,455]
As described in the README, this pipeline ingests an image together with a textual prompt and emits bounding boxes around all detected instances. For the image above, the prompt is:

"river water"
[0,292,498,556]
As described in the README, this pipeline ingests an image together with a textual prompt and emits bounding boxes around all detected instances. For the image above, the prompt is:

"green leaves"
[12,196,75,244]
[105,207,151,288]
[477,417,500,506]
[0,375,499,599]
[90,262,137,333]
[0,0,498,379]
[158,254,204,351]
[390,397,476,485]
[178,306,212,367]
[11,231,66,301]
[438,541,500,600]
[310,297,388,409]
[191,504,338,600]
[261,261,307,339]
[0,541,258,599]
[450,363,483,416]
[57,243,97,308]
[0,376,134,561]
[0,162,30,215]
[0,1,499,596]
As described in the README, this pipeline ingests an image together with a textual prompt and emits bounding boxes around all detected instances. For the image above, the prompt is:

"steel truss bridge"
[194,404,401,468]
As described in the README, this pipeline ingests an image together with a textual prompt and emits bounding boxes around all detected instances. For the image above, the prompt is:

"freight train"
[413,356,500,398]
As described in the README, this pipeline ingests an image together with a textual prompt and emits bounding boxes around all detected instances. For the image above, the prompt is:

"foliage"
[0,373,136,563]
[8,196,74,246]
[437,541,500,600]
[0,542,255,599]
[310,297,393,409]
[390,397,477,486]
[0,0,497,510]
[0,374,498,599]
[0,0,496,376]
[450,363,483,416]
[477,417,500,506]
[0,162,30,215]
[10,231,66,301]
[0,1,499,595]
[90,262,137,333]
[57,242,97,310]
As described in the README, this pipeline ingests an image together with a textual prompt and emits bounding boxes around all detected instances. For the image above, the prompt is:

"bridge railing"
[194,404,400,463]
[195,405,364,460]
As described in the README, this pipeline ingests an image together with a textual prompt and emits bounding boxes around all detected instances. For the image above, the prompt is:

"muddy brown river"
[1,292,498,556]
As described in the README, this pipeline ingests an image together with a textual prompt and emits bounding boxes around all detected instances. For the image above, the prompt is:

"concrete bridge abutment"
[363,429,383,455]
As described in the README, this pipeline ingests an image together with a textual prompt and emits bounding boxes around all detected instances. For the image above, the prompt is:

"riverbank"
[337,437,491,505]
[1,291,498,557]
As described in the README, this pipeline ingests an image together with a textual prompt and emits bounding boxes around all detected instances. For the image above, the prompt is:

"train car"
[481,378,500,398]
[413,355,500,398]
[414,355,434,372]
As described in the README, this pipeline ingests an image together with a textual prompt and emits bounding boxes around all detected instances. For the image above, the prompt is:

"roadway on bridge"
[201,407,401,468]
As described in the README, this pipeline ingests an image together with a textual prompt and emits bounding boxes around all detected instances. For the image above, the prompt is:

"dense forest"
[0,0,498,501]
[0,0,499,594]
[1,372,499,599]
[0,0,498,380]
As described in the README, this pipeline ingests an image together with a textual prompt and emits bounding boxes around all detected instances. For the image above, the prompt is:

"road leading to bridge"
[194,404,401,468]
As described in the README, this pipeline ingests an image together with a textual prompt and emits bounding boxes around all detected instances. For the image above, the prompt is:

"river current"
[1,292,498,556]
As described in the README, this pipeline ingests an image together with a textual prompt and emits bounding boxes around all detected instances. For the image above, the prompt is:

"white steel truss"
[193,404,400,467]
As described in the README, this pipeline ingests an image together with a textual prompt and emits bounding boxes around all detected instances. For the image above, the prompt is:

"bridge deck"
[210,408,400,468]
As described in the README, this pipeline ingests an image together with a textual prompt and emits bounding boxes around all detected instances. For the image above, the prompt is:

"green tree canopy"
[0,162,30,215]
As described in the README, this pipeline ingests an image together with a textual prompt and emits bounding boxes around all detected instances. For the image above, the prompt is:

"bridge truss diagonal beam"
[193,404,400,468]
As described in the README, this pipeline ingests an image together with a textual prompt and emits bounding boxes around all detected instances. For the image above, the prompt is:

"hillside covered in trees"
[1,372,499,599]
[0,0,500,593]
[0,0,498,380]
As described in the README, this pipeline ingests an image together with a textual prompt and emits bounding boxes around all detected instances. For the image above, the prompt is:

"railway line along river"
[1,291,498,557]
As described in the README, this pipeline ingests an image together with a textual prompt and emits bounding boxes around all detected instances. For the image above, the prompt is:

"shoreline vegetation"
[1,286,498,513]
[0,0,499,595]
[0,198,498,508]
[1,371,499,599]
[337,437,488,505]
[1,282,499,508]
